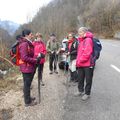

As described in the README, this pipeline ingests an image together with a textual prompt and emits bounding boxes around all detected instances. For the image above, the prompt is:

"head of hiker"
[22,29,34,41]
[36,32,43,40]
[68,33,74,39]
[68,32,75,43]
[78,27,88,38]
[50,33,56,42]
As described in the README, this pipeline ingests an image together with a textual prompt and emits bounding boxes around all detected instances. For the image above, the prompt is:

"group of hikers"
[13,27,102,107]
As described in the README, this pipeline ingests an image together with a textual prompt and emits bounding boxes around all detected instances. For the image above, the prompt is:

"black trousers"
[49,54,58,71]
[22,73,34,104]
[78,67,94,95]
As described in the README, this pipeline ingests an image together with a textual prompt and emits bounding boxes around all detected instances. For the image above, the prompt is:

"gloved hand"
[36,56,41,64]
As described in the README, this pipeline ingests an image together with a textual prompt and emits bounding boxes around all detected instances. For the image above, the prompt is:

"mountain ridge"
[0,20,20,35]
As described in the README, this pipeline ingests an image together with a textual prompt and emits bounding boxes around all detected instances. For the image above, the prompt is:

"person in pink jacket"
[32,33,47,86]
[75,27,95,101]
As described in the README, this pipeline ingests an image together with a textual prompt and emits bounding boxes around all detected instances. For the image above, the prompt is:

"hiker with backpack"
[46,33,60,74]
[75,27,95,101]
[32,33,46,86]
[18,29,43,107]
[66,32,79,83]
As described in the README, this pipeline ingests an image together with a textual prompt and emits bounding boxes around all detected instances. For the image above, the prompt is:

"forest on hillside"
[16,0,120,40]
[0,0,120,71]
[0,28,13,71]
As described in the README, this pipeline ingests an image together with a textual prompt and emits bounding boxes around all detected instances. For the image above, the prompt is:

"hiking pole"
[64,53,68,75]
[38,71,41,104]
[64,53,68,85]
[54,52,58,72]
[37,53,45,104]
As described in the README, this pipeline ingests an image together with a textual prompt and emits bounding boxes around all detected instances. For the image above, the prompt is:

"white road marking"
[111,44,119,47]
[110,64,120,73]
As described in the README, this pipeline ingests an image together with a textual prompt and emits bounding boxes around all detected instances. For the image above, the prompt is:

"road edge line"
[110,64,120,73]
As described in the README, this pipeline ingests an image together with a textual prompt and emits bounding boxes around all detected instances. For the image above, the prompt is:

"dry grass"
[0,108,13,120]
[0,67,22,92]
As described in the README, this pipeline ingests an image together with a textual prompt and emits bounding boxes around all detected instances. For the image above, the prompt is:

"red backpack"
[10,42,24,66]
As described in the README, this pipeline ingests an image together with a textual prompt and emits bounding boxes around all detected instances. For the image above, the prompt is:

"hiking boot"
[69,81,77,86]
[25,101,37,107]
[30,97,36,101]
[69,79,74,82]
[41,81,45,86]
[70,79,78,83]
[74,79,78,82]
[30,85,33,89]
[74,91,84,97]
[49,71,53,74]
[54,70,58,74]
[81,94,90,101]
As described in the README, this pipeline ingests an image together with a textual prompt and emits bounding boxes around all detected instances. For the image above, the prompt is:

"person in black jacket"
[66,33,79,82]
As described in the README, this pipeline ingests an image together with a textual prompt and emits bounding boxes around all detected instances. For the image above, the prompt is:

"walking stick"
[37,65,41,104]
[37,54,45,103]
[64,53,68,75]
[54,52,58,72]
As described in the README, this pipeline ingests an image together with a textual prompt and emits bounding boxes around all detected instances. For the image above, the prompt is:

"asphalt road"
[62,39,120,120]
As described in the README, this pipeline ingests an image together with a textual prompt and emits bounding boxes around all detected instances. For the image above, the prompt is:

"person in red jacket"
[75,27,95,101]
[32,33,47,86]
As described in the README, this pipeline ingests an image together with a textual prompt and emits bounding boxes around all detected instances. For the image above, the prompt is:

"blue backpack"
[92,38,102,60]
[83,37,102,65]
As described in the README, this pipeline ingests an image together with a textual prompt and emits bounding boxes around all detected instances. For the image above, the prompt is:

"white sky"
[0,0,52,24]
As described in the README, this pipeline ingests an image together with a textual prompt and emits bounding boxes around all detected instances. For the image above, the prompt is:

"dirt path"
[0,62,68,120]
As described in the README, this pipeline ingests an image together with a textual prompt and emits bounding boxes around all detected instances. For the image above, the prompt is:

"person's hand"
[66,52,70,56]
[60,48,65,51]
[51,51,54,54]
[41,53,45,58]
[38,53,41,57]
[56,51,59,55]
[38,53,45,58]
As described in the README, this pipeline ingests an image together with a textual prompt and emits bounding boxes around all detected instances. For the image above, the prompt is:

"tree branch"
[0,56,14,67]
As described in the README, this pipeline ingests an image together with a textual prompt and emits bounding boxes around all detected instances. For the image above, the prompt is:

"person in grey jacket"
[46,33,59,74]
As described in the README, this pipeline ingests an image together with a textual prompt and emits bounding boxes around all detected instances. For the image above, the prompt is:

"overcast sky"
[0,0,52,24]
